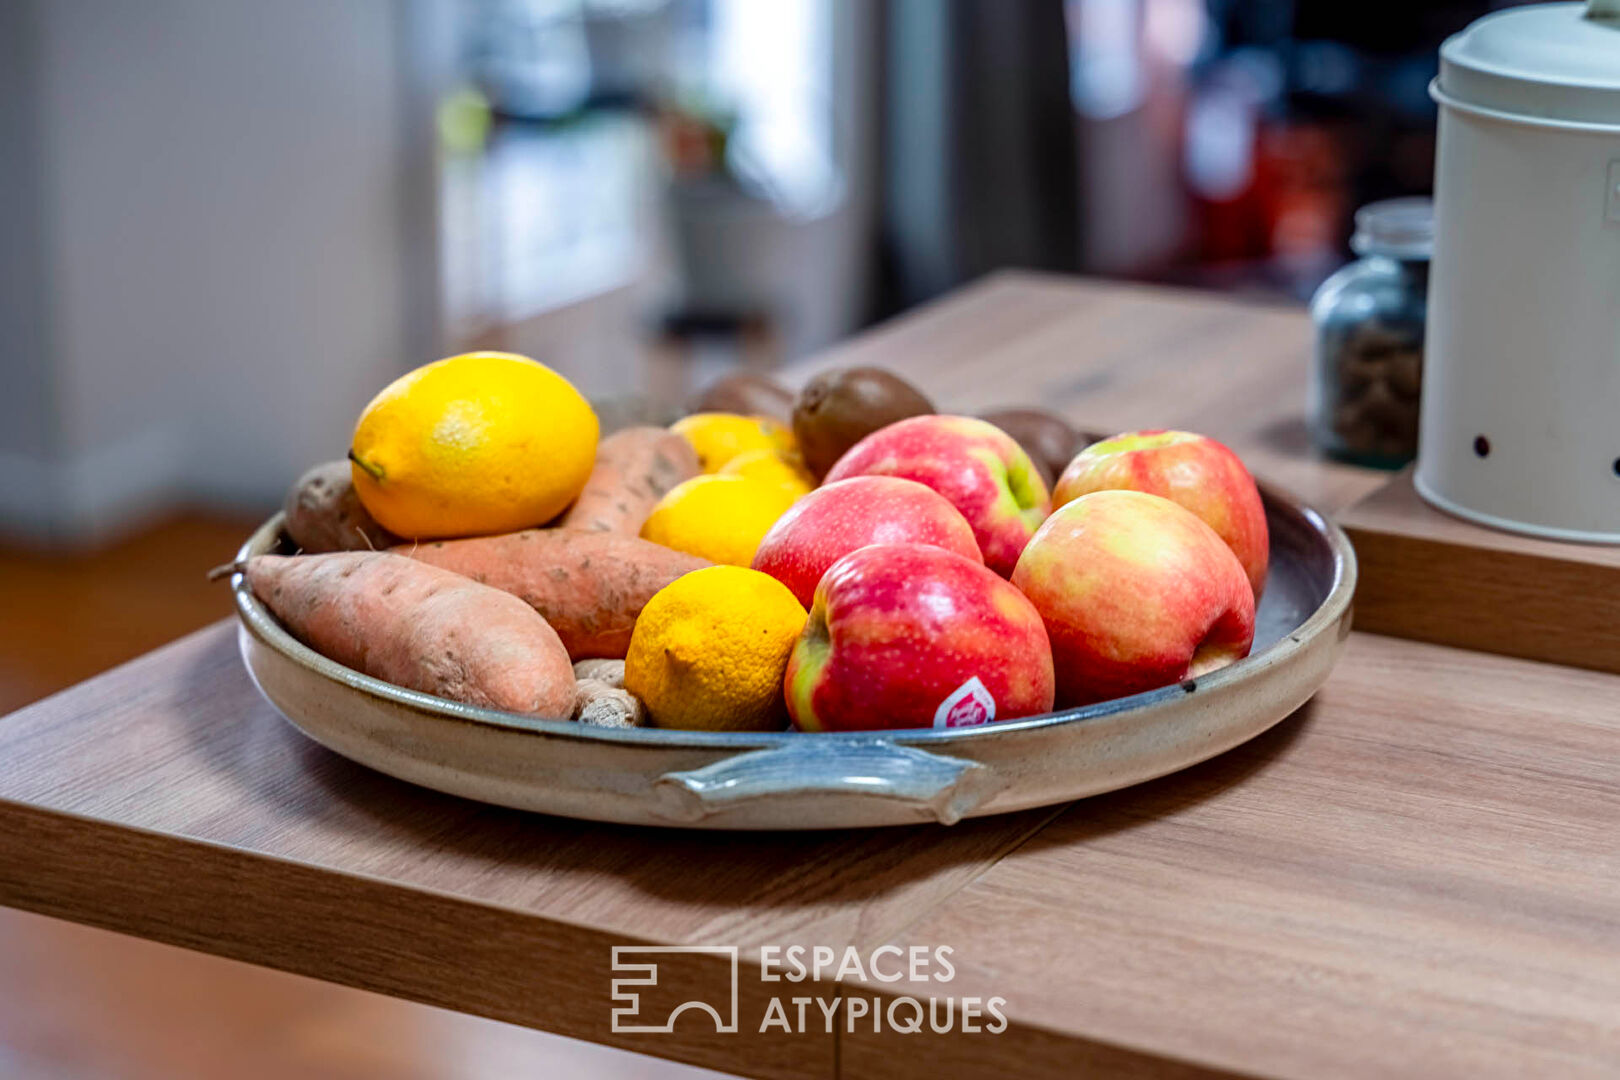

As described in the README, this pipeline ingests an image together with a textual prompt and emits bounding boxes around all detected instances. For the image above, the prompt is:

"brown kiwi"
[792,367,935,478]
[689,373,795,424]
[979,408,1083,489]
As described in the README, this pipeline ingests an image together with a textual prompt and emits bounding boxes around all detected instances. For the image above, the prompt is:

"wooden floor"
[0,513,725,1080]
[0,513,257,714]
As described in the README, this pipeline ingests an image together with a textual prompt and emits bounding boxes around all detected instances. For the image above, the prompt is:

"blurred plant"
[437,85,494,158]
[657,96,739,181]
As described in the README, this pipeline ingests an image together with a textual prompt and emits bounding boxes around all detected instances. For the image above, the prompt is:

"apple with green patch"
[785,542,1055,731]
[823,415,1050,577]
[1011,489,1255,707]
[1053,429,1268,597]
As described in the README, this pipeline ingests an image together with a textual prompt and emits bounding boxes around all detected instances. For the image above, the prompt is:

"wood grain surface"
[2,273,1615,1079]
[1341,468,1620,673]
[0,907,730,1080]
[842,631,1620,1078]
[0,624,1061,1080]
[789,273,1386,516]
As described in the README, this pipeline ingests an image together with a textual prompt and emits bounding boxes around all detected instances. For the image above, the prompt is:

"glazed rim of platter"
[230,488,1356,750]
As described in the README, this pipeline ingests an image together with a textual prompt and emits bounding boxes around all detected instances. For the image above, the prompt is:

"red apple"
[1011,490,1255,707]
[823,415,1050,577]
[1053,429,1269,597]
[785,543,1055,732]
[752,476,982,608]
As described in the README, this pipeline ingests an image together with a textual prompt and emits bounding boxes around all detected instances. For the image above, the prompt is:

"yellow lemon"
[625,565,806,731]
[670,412,796,473]
[349,351,597,539]
[640,474,798,566]
[719,448,815,499]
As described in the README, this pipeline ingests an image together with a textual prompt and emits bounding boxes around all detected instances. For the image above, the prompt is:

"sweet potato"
[556,426,700,535]
[283,460,399,553]
[246,551,574,716]
[399,531,710,659]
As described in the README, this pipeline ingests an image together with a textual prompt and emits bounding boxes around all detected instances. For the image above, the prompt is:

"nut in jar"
[1309,198,1432,469]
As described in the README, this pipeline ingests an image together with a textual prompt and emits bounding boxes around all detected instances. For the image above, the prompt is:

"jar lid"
[1437,1,1620,127]
[1350,198,1433,259]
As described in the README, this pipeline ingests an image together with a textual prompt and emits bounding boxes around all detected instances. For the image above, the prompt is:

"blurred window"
[447,0,835,331]
[701,0,838,212]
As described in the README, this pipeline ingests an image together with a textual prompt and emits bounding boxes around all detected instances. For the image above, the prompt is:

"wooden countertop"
[3,273,1617,1079]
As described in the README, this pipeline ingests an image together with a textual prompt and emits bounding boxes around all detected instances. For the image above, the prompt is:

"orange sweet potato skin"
[557,426,699,535]
[247,552,575,716]
[399,531,710,659]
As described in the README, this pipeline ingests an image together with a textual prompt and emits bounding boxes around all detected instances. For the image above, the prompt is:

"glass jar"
[1308,198,1432,468]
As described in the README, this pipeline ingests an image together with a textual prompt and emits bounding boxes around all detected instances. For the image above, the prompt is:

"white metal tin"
[1417,2,1620,541]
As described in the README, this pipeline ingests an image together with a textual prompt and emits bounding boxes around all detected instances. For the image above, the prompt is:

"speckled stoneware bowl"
[230,485,1355,830]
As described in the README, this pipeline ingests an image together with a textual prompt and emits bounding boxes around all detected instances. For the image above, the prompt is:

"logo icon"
[610,946,740,1034]
[934,676,995,729]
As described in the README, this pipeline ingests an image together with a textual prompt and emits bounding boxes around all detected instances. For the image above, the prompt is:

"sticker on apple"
[934,676,996,729]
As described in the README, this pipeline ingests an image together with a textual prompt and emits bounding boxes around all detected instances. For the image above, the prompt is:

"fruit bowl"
[230,483,1354,830]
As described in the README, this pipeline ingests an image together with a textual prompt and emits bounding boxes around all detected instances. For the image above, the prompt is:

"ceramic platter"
[230,485,1355,830]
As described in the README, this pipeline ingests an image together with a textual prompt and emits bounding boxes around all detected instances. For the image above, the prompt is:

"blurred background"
[2,0,1516,556]
[0,0,1526,1075]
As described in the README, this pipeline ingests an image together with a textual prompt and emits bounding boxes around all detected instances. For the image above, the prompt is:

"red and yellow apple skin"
[752,476,982,608]
[1011,490,1255,707]
[785,543,1055,732]
[823,415,1050,577]
[1053,429,1269,598]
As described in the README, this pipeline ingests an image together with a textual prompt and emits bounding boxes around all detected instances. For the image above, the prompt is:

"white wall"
[0,3,57,468]
[0,0,436,544]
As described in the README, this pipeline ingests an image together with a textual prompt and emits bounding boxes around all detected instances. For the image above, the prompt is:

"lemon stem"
[348,449,383,481]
